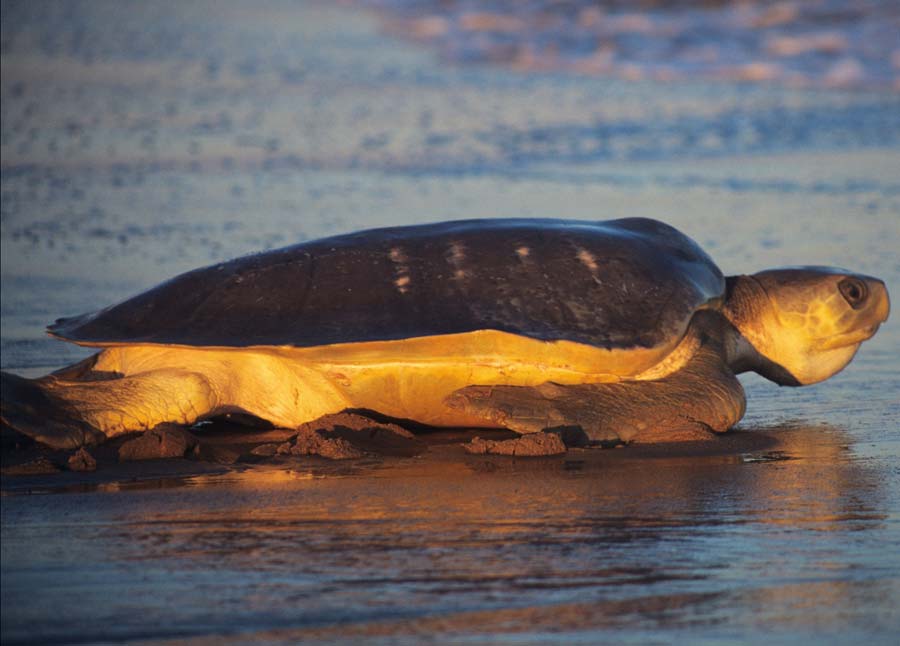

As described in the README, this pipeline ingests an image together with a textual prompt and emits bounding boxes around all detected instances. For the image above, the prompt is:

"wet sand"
[2,1,899,644]
[3,423,898,645]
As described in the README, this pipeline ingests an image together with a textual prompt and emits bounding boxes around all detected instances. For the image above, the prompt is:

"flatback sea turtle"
[0,218,890,449]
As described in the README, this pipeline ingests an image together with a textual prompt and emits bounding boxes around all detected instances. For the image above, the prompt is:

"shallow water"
[2,1,899,644]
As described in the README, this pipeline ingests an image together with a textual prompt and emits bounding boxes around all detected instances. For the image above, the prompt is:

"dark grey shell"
[49,218,725,350]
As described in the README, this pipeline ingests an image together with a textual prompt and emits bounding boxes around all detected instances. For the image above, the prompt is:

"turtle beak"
[873,279,890,323]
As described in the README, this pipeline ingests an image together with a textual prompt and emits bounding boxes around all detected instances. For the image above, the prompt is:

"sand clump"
[266,412,421,460]
[284,427,366,460]
[67,447,97,471]
[464,432,567,456]
[118,425,198,461]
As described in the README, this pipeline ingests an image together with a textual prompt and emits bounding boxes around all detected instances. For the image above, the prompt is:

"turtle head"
[723,267,890,386]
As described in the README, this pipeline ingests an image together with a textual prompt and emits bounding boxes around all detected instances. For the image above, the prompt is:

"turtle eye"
[838,278,867,309]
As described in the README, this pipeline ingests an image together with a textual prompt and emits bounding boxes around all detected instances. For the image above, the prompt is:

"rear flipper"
[1,368,219,449]
[445,344,746,444]
[1,371,105,449]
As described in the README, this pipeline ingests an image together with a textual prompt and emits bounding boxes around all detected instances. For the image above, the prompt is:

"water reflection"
[4,423,889,643]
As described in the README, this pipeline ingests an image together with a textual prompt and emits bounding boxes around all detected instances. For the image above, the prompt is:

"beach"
[2,1,899,643]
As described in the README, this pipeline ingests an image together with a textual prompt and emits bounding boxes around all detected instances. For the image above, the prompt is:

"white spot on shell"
[576,247,598,272]
[446,241,468,280]
[448,242,466,264]
[394,275,411,293]
[390,246,411,294]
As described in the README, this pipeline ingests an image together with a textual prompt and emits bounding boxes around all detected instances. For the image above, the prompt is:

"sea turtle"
[0,218,890,449]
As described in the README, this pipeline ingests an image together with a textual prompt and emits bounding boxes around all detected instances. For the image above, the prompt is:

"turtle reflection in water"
[0,218,890,449]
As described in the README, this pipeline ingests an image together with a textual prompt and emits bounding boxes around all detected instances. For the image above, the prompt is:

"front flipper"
[445,345,746,444]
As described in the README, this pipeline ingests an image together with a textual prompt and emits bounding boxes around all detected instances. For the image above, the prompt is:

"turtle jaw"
[817,322,882,351]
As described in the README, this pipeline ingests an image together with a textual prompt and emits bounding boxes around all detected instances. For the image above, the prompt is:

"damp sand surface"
[3,424,899,646]
[2,1,900,644]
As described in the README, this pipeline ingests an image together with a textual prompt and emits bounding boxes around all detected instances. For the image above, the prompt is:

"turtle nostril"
[839,278,868,309]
